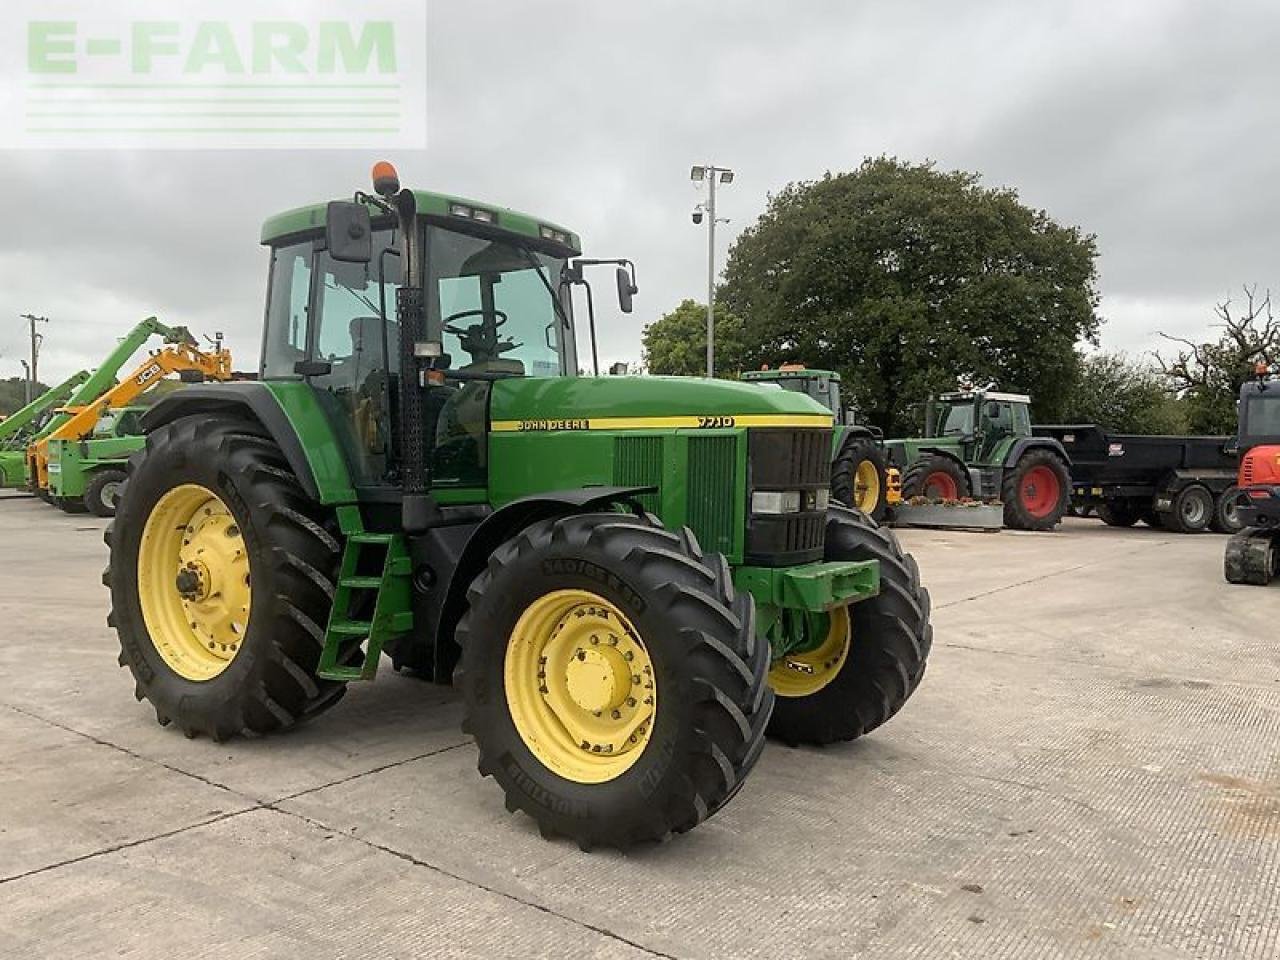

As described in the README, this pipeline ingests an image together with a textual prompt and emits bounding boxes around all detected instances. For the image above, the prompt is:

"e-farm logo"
[4,1,426,149]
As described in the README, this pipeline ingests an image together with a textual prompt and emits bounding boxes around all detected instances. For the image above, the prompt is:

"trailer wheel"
[85,469,127,518]
[1001,449,1070,531]
[456,512,772,850]
[1166,484,1213,534]
[1097,499,1139,527]
[902,455,969,501]
[767,505,932,746]
[832,436,888,521]
[1211,486,1244,534]
[105,415,359,741]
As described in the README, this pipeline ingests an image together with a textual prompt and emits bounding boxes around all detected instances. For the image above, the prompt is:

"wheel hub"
[505,589,657,783]
[137,484,252,682]
[768,605,853,698]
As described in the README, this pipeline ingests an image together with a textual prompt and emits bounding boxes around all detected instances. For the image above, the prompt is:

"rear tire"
[1211,486,1244,534]
[456,512,772,849]
[85,469,127,518]
[767,505,932,745]
[1001,450,1070,531]
[105,415,358,741]
[902,455,969,501]
[1097,499,1140,527]
[1166,484,1213,534]
[831,436,888,522]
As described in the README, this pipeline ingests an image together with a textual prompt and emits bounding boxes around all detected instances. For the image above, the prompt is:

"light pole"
[19,313,48,402]
[690,164,734,377]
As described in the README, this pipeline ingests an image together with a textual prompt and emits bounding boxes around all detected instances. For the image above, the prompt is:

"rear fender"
[141,382,355,503]
[1003,437,1072,470]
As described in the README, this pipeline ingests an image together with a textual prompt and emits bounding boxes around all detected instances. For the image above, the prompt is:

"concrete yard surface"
[1,491,1277,959]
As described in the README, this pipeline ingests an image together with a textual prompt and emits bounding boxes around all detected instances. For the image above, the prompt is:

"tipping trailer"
[1032,425,1239,534]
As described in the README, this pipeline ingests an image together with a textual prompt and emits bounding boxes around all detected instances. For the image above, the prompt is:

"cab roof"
[742,368,841,382]
[260,189,582,256]
[940,390,1031,404]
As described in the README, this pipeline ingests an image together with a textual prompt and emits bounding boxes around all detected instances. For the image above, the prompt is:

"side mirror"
[326,201,373,263]
[616,266,637,314]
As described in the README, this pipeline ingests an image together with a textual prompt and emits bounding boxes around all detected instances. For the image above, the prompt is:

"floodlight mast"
[690,164,734,377]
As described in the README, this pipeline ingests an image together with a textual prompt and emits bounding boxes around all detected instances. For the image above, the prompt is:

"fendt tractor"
[1224,365,1280,585]
[885,386,1072,531]
[106,164,934,848]
[741,366,899,521]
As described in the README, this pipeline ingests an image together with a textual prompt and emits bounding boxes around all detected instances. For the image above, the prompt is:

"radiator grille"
[687,434,738,554]
[613,435,663,512]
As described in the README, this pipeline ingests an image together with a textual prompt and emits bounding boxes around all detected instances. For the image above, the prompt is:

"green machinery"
[883,386,1072,531]
[741,366,898,521]
[1,317,194,497]
[105,163,933,849]
[0,370,90,487]
[45,406,146,517]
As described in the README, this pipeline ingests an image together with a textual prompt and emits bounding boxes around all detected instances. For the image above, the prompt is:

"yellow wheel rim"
[504,589,657,785]
[768,605,852,698]
[137,484,251,682]
[854,460,881,513]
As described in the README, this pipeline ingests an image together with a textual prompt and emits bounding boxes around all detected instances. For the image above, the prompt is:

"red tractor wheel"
[1001,450,1070,530]
[902,455,969,501]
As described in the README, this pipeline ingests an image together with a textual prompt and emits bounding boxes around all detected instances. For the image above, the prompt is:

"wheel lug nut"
[575,649,586,661]
[626,697,636,707]
[623,651,634,661]
[611,709,621,719]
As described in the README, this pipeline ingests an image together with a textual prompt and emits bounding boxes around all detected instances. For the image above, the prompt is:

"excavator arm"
[0,370,90,448]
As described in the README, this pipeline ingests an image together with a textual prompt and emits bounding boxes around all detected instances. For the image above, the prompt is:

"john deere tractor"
[105,164,933,849]
[885,387,1071,530]
[741,367,898,522]
[1224,367,1280,585]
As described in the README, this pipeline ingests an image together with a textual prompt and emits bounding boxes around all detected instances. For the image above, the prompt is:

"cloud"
[1,0,1276,382]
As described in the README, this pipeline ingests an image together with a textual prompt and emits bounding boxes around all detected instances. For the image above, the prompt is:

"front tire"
[85,468,127,518]
[832,436,889,522]
[455,512,772,849]
[1001,450,1070,531]
[105,416,357,741]
[767,506,933,745]
[902,455,969,501]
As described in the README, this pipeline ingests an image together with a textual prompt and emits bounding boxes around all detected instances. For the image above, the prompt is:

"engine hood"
[489,375,833,429]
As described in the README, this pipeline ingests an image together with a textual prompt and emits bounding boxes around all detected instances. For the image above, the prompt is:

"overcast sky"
[3,0,1279,383]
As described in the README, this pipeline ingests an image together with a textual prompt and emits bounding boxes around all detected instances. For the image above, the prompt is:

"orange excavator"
[27,328,232,494]
[1224,362,1280,585]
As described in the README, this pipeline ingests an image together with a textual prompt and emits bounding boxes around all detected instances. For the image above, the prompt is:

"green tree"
[0,376,48,416]
[1061,352,1187,434]
[718,157,1101,433]
[1156,287,1280,434]
[642,299,750,377]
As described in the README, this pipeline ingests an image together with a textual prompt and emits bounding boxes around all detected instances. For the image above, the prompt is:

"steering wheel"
[443,308,507,336]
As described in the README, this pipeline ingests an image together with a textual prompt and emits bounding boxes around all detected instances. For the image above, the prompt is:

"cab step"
[317,526,414,682]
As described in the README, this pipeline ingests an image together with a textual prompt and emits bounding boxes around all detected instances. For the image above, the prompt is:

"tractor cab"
[742,366,849,423]
[925,389,1033,465]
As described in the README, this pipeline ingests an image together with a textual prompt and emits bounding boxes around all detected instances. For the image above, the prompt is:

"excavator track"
[1224,527,1278,585]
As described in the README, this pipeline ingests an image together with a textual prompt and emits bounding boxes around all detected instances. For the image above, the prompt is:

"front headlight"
[751,490,802,515]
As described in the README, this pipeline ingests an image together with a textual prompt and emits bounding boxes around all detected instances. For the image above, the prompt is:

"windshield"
[935,401,975,437]
[1243,392,1280,442]
[426,225,573,377]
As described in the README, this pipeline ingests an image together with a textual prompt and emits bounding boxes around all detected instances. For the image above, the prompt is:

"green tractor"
[884,387,1071,531]
[741,367,896,521]
[105,163,933,849]
[46,405,148,516]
